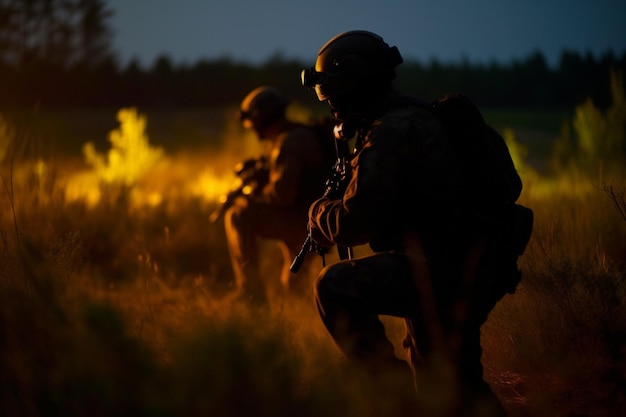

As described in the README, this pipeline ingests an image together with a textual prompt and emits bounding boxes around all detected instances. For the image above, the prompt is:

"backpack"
[430,92,523,207]
[430,93,534,295]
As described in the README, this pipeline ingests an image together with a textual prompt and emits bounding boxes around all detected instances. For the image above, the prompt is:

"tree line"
[0,0,624,110]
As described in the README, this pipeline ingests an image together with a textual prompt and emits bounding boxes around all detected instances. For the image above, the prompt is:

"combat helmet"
[239,86,290,131]
[301,30,404,102]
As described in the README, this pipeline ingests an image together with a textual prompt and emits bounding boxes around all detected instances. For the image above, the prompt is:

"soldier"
[300,31,533,416]
[223,86,335,306]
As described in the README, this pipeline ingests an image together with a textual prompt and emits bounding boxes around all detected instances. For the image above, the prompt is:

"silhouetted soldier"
[300,31,533,416]
[222,86,335,305]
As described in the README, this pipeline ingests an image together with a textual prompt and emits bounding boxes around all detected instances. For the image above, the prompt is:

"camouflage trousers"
[224,198,314,304]
[314,247,515,416]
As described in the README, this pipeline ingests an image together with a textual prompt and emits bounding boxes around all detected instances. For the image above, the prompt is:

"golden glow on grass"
[66,107,243,208]
[82,107,163,186]
[65,171,102,207]
[1,97,625,417]
[526,170,596,200]
[189,167,238,202]
[65,105,270,210]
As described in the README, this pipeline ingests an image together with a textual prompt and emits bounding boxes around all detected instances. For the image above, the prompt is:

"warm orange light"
[82,107,163,186]
[242,184,254,195]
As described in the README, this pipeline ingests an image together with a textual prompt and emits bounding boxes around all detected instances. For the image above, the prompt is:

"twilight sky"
[106,0,626,69]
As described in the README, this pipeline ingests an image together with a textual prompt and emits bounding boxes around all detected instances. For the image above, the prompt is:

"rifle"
[290,122,357,273]
[209,156,269,223]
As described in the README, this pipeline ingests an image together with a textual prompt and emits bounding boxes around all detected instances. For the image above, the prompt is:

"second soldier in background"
[221,86,335,305]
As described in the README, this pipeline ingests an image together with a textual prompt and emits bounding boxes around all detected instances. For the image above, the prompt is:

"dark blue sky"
[107,0,626,69]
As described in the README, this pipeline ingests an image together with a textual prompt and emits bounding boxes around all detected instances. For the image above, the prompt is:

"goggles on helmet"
[301,67,359,101]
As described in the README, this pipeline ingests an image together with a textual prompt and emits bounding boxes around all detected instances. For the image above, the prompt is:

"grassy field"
[1,103,625,417]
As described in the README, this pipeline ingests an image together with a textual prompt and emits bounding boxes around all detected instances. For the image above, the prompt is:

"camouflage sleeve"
[259,127,321,207]
[309,117,412,248]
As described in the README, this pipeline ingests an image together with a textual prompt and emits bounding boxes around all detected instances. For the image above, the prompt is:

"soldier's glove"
[307,197,335,250]
[306,223,332,256]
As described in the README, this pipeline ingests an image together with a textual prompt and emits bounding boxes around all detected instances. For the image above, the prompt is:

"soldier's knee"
[314,264,331,301]
[314,261,355,301]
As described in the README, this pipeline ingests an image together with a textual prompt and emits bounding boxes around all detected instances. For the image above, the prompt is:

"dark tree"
[0,0,117,106]
[0,0,115,67]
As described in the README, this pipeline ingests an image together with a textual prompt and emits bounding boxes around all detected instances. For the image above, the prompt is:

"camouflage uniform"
[225,120,332,305]
[309,96,518,415]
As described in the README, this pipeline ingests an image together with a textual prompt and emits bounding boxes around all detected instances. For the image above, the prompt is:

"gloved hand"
[307,197,335,249]
[307,220,334,250]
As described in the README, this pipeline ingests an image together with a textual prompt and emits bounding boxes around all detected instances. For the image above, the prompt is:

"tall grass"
[1,83,625,417]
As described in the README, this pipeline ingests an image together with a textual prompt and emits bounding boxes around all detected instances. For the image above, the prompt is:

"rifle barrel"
[289,235,311,273]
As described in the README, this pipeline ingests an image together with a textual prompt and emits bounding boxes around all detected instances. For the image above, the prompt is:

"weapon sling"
[290,123,356,272]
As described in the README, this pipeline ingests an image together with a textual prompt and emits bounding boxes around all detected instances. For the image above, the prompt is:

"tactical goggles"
[301,68,355,101]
